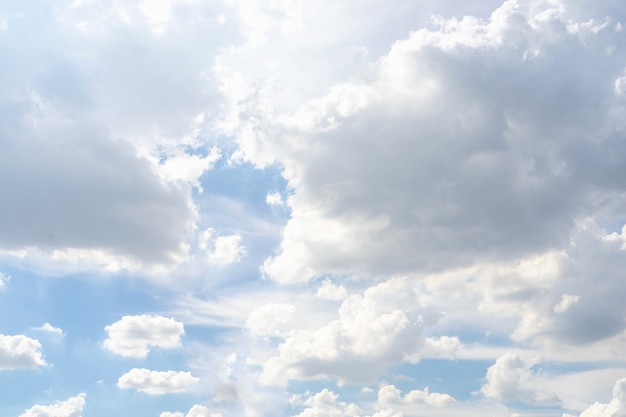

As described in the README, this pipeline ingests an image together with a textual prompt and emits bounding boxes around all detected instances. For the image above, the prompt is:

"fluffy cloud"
[104,314,185,357]
[378,384,456,408]
[480,352,559,405]
[315,279,348,301]
[260,278,446,384]
[199,229,247,265]
[19,393,85,417]
[292,389,360,417]
[160,405,223,417]
[0,334,46,370]
[117,368,200,394]
[246,303,295,337]
[216,0,626,286]
[574,378,626,417]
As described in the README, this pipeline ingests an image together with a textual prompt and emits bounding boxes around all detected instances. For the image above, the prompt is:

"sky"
[2,0,626,416]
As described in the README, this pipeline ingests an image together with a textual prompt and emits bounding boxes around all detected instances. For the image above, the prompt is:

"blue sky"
[2,0,626,416]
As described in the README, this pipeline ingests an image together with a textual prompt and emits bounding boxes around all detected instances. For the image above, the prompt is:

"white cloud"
[19,393,86,417]
[160,405,223,417]
[199,229,246,265]
[246,303,295,337]
[32,323,64,337]
[574,378,626,417]
[117,368,200,394]
[292,389,360,417]
[0,334,46,370]
[260,278,447,385]
[157,147,221,192]
[104,315,185,358]
[480,352,559,405]
[265,191,284,206]
[209,235,246,264]
[315,279,348,301]
[378,384,456,408]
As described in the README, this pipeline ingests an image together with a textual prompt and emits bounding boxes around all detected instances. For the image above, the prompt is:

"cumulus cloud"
[378,384,456,408]
[19,393,85,417]
[216,0,626,286]
[160,405,223,417]
[199,229,247,265]
[246,303,295,337]
[0,334,46,370]
[117,368,200,394]
[574,378,626,417]
[480,352,559,405]
[292,389,360,417]
[315,279,348,301]
[260,278,446,384]
[104,315,185,358]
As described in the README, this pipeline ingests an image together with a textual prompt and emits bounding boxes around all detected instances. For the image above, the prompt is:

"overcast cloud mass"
[2,0,626,416]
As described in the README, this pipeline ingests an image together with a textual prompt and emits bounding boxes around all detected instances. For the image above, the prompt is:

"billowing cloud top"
[3,1,626,417]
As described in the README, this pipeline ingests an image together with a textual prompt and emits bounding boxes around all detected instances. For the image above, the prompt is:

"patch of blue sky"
[0,268,195,417]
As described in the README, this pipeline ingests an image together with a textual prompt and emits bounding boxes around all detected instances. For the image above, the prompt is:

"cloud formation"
[573,378,626,417]
[260,278,445,384]
[104,315,185,358]
[378,384,456,408]
[0,334,46,370]
[215,0,626,286]
[18,393,85,417]
[480,352,559,405]
[117,368,200,395]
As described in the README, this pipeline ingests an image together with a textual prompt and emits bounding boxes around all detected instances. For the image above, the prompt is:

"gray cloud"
[215,0,626,284]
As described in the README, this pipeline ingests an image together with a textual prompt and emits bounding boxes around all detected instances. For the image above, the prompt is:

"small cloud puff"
[265,191,284,206]
[315,279,348,301]
[32,323,64,337]
[199,229,246,265]
[104,314,185,358]
[118,368,199,395]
